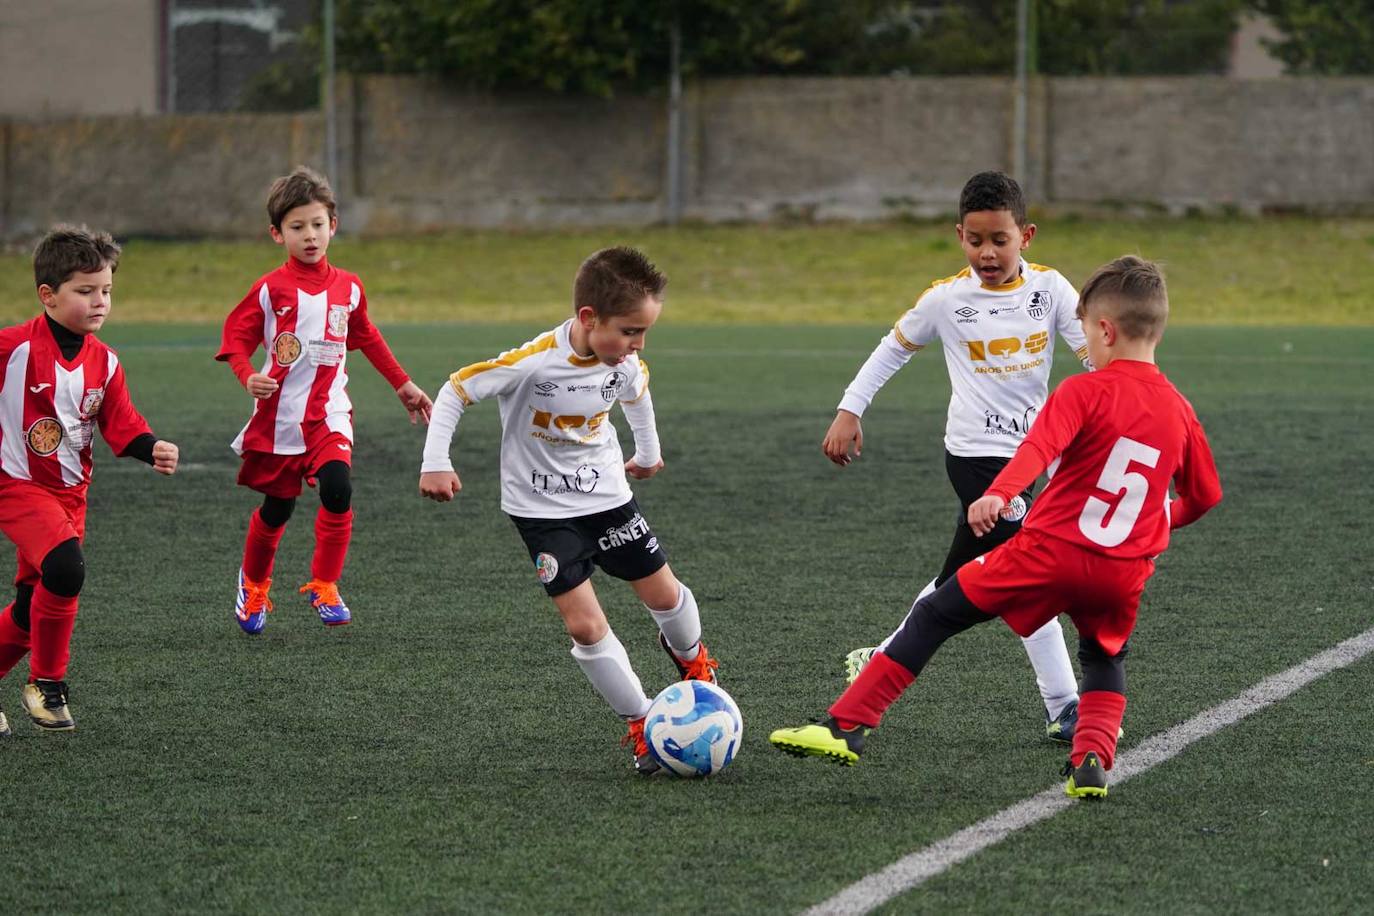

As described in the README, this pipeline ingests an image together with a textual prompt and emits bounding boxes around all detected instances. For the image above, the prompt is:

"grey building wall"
[2,74,1373,239]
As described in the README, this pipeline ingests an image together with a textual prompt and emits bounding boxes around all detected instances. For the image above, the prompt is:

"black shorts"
[509,498,669,597]
[944,451,1036,528]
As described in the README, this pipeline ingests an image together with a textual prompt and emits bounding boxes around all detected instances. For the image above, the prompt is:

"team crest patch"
[1027,291,1052,320]
[328,305,350,337]
[273,331,302,366]
[535,552,560,585]
[1002,495,1029,522]
[600,370,629,402]
[26,417,63,456]
[79,387,105,419]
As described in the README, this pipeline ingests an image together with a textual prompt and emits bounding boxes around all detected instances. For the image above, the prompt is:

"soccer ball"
[643,680,743,777]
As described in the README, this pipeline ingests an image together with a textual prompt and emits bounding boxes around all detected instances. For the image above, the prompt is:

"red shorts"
[237,432,354,498]
[956,527,1154,656]
[0,478,88,586]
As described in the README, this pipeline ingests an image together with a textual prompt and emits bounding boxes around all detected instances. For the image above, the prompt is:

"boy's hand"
[822,410,863,466]
[397,381,433,425]
[968,495,1008,537]
[246,372,279,399]
[151,440,179,476]
[625,458,663,480]
[419,470,461,502]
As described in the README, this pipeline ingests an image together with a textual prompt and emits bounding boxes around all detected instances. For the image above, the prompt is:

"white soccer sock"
[877,577,939,651]
[570,629,652,719]
[1020,617,1078,718]
[648,584,701,661]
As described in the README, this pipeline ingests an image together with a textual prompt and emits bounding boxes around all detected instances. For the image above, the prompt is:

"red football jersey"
[986,359,1221,559]
[216,258,408,456]
[0,315,151,489]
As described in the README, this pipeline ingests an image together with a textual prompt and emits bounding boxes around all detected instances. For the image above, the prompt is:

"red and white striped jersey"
[216,258,408,456]
[0,315,151,489]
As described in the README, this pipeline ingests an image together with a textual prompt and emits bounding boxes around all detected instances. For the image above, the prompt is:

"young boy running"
[217,167,432,633]
[0,227,179,734]
[418,246,720,775]
[772,256,1222,799]
[829,171,1094,742]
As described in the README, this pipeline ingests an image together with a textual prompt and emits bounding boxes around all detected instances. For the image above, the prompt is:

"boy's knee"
[260,495,296,528]
[40,538,85,597]
[316,461,352,513]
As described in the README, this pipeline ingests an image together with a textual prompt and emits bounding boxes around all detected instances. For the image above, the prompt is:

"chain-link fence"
[166,0,319,113]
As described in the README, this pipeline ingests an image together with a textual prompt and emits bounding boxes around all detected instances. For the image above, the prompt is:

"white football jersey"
[839,260,1090,458]
[448,320,651,518]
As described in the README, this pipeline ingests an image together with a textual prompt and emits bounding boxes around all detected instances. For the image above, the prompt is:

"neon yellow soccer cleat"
[1062,752,1109,799]
[769,717,868,766]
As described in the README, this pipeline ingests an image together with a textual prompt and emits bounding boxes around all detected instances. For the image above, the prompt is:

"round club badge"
[1001,495,1029,523]
[273,331,302,366]
[535,552,560,585]
[26,417,64,456]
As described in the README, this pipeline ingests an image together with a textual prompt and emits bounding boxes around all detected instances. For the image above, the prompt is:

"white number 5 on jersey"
[1078,436,1162,548]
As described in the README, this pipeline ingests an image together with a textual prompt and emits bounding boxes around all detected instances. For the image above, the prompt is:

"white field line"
[805,624,1374,916]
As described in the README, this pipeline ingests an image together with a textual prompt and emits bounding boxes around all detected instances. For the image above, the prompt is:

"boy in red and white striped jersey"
[772,256,1222,800]
[216,168,431,633]
[0,227,179,734]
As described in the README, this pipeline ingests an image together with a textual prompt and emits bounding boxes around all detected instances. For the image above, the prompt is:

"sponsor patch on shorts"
[535,552,559,584]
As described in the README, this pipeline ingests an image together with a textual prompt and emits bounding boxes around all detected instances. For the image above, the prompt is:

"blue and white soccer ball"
[643,680,743,777]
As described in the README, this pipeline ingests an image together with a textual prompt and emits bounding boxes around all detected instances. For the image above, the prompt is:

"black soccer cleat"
[1062,752,1109,799]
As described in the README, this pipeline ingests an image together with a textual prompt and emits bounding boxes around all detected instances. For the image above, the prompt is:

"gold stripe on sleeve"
[455,333,557,382]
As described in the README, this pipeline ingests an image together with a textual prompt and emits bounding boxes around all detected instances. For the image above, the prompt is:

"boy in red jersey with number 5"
[0,227,179,734]
[217,167,431,633]
[771,256,1222,799]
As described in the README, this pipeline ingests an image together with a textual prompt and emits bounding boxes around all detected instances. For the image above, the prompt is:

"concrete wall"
[2,74,1373,238]
[0,0,162,117]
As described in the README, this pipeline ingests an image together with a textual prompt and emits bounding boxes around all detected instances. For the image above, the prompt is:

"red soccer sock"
[828,651,916,730]
[1072,690,1128,770]
[311,508,353,583]
[29,585,79,682]
[0,603,30,679]
[243,509,287,582]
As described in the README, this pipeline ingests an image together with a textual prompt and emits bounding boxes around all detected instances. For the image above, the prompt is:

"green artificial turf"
[0,323,1369,913]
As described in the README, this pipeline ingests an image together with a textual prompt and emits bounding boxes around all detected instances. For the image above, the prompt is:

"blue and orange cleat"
[235,569,272,635]
[300,579,351,626]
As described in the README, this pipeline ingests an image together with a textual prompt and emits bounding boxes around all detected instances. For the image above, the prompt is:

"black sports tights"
[256,460,353,528]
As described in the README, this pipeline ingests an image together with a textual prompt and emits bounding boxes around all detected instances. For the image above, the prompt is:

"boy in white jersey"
[419,247,720,775]
[829,171,1096,742]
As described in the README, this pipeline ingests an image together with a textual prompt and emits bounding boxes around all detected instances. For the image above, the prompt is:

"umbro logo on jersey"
[29,383,53,394]
[275,306,293,316]
[534,381,559,397]
[954,307,979,323]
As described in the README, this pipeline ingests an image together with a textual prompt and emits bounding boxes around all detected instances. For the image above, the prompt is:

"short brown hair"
[33,225,121,291]
[1077,255,1169,341]
[573,247,667,318]
[267,166,336,229]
